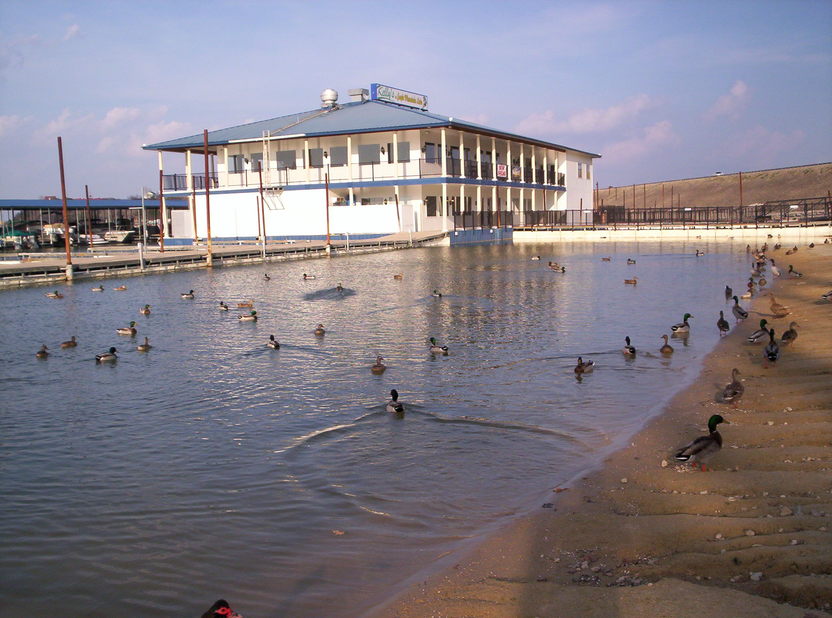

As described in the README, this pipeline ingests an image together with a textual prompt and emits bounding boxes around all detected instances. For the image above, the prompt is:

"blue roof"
[143,100,600,158]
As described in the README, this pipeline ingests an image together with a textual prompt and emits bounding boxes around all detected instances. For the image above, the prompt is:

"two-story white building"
[143,84,600,244]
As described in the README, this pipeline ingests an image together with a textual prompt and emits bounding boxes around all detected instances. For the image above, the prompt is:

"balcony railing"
[452,210,514,229]
[163,159,566,191]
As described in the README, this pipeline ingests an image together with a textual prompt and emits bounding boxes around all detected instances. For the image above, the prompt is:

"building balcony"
[163,160,566,192]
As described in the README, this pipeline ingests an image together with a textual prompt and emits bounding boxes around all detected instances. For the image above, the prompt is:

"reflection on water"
[0,241,752,615]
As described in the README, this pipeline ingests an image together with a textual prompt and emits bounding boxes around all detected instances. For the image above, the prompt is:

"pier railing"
[513,197,832,230]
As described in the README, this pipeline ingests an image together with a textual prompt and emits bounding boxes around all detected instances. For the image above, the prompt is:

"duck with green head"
[671,313,693,335]
[747,319,769,343]
[675,414,727,471]
[117,321,137,336]
[428,337,449,355]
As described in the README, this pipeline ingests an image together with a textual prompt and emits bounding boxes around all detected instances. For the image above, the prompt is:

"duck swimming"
[431,289,443,298]
[95,347,118,363]
[237,300,254,308]
[114,285,127,291]
[624,277,637,285]
[675,414,726,471]
[731,296,748,323]
[660,334,673,355]
[386,389,404,414]
[670,313,693,335]
[622,336,636,357]
[264,273,271,280]
[428,337,449,355]
[302,273,316,280]
[117,321,137,336]
[717,311,730,336]
[747,318,769,343]
[371,355,386,374]
[61,336,78,348]
[238,310,257,322]
[137,337,153,352]
[219,301,229,311]
[627,258,636,264]
[139,304,151,315]
[45,291,63,299]
[722,368,744,406]
[574,356,594,374]
[91,285,104,292]
[267,334,280,349]
[314,323,326,336]
[181,290,195,299]
[393,274,403,280]
[764,328,780,363]
[780,321,799,345]
[35,344,49,359]
[695,250,705,257]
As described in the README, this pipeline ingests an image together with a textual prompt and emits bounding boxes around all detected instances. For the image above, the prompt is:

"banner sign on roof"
[370,83,428,110]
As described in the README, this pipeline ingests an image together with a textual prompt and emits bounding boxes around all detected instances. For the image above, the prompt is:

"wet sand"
[377,243,832,617]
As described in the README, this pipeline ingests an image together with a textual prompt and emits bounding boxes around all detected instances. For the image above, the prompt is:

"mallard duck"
[45,291,63,299]
[574,356,594,374]
[91,284,104,292]
[137,337,152,352]
[788,265,803,278]
[821,290,832,301]
[35,344,49,359]
[386,389,404,414]
[769,295,789,318]
[747,319,769,343]
[114,285,127,291]
[724,285,733,298]
[722,368,744,405]
[780,321,799,345]
[548,261,559,268]
[674,414,726,471]
[117,321,137,336]
[431,289,443,298]
[95,347,118,363]
[181,290,195,299]
[627,258,636,264]
[139,304,151,315]
[808,242,815,248]
[671,313,693,334]
[371,355,386,374]
[428,337,449,355]
[660,334,673,355]
[237,300,253,308]
[731,296,748,323]
[314,323,326,336]
[263,273,271,280]
[336,283,344,292]
[764,328,780,363]
[219,301,229,311]
[238,310,257,322]
[61,335,78,348]
[532,256,542,261]
[393,274,403,280]
[302,273,316,280]
[267,334,280,349]
[717,311,730,336]
[695,250,705,256]
[622,336,636,357]
[624,277,638,285]
[769,259,781,277]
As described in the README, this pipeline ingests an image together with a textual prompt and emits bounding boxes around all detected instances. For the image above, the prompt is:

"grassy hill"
[596,162,832,208]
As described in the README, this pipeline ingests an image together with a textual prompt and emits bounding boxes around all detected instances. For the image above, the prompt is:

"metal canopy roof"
[0,199,189,210]
[143,99,600,158]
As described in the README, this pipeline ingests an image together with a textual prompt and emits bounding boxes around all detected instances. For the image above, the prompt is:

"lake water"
[0,241,753,616]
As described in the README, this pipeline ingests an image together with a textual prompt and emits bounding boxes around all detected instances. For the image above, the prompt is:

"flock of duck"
[670,240,822,470]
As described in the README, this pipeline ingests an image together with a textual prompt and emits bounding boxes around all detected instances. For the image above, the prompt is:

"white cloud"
[602,121,678,162]
[0,115,22,137]
[515,94,654,136]
[723,125,805,162]
[63,24,80,41]
[706,80,749,120]
[102,107,142,130]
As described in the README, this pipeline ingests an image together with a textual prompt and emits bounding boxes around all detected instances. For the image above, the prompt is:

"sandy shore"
[376,243,832,617]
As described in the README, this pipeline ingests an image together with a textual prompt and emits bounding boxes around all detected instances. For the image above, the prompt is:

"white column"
[506,141,512,182]
[304,139,310,182]
[491,137,497,180]
[393,133,399,180]
[531,148,537,184]
[476,185,482,224]
[491,186,497,221]
[441,128,447,177]
[519,145,525,184]
[544,152,549,185]
[185,150,192,190]
[532,187,536,211]
[347,136,354,206]
[442,182,448,232]
[507,186,512,224]
[221,146,228,187]
[459,184,465,222]
[157,151,167,237]
[476,135,482,179]
[458,131,465,178]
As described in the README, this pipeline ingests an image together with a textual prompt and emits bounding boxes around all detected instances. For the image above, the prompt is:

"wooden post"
[738,171,744,207]
[258,162,266,259]
[56,137,72,275]
[203,129,213,266]
[84,185,93,248]
[325,171,331,250]
[158,169,166,252]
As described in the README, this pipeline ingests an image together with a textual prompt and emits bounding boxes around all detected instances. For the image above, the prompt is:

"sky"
[1,0,830,199]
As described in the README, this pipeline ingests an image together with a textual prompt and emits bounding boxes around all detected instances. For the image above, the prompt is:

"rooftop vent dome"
[320,88,338,108]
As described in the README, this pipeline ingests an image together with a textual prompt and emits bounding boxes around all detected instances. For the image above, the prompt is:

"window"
[228,154,244,173]
[330,146,347,167]
[308,148,324,168]
[387,141,411,163]
[276,150,296,170]
[424,142,439,164]
[250,153,263,172]
[426,196,438,217]
[586,164,591,180]
[358,144,380,165]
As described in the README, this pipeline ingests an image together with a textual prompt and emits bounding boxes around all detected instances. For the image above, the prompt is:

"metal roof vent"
[320,88,338,108]
[348,88,369,102]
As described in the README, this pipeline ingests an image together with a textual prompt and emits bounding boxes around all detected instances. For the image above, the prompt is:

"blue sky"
[1,0,830,198]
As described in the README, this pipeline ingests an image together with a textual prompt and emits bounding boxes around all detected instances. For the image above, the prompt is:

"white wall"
[561,152,595,211]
